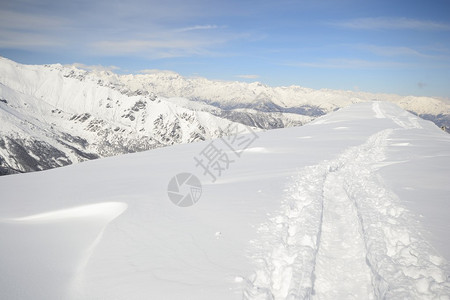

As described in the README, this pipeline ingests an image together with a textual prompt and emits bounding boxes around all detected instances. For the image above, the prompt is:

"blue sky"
[1,0,449,97]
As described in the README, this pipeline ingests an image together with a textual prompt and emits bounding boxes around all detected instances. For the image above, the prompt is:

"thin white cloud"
[0,10,65,30]
[286,59,410,69]
[336,17,450,31]
[176,25,221,32]
[0,9,67,49]
[91,38,218,58]
[0,2,239,58]
[0,29,64,48]
[357,45,430,58]
[236,74,260,79]
[93,39,198,53]
[89,28,246,58]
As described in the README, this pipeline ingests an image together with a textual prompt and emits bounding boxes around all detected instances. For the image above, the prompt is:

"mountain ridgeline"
[0,57,448,175]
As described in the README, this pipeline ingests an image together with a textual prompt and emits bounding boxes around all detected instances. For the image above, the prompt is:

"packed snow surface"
[0,102,449,299]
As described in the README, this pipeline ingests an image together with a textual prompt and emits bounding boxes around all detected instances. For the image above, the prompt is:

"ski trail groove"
[244,127,450,299]
[312,171,374,299]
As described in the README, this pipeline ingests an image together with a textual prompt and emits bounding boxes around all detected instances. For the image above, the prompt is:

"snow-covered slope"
[0,57,252,175]
[0,101,449,299]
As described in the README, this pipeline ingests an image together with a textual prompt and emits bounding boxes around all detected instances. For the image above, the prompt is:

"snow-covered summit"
[59,58,450,134]
[62,60,449,115]
[0,57,256,175]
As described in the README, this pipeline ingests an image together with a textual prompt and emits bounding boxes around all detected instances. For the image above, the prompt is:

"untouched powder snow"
[0,102,449,299]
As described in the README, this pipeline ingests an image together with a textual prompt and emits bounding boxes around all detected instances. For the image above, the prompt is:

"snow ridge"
[245,124,449,299]
[0,57,449,175]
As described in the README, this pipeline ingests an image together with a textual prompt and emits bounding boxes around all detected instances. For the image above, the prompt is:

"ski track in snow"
[244,104,449,299]
[372,102,385,119]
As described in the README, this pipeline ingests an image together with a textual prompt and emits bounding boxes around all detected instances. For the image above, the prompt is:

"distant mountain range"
[0,57,448,175]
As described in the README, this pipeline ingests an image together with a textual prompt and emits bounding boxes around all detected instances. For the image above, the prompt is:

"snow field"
[245,102,449,299]
[0,101,448,299]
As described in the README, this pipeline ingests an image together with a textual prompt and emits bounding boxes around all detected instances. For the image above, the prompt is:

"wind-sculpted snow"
[245,104,449,299]
[1,202,127,299]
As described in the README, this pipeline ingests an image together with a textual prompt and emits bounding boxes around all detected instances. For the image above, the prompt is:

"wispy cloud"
[335,17,450,31]
[90,27,248,59]
[236,74,260,79]
[286,59,410,69]
[0,29,64,48]
[0,2,238,58]
[356,44,430,57]
[0,10,67,49]
[176,25,223,32]
[0,10,65,30]
[91,36,221,58]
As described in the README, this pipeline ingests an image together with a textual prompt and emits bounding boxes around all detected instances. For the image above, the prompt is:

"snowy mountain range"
[1,101,449,299]
[0,56,449,175]
[0,57,253,175]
